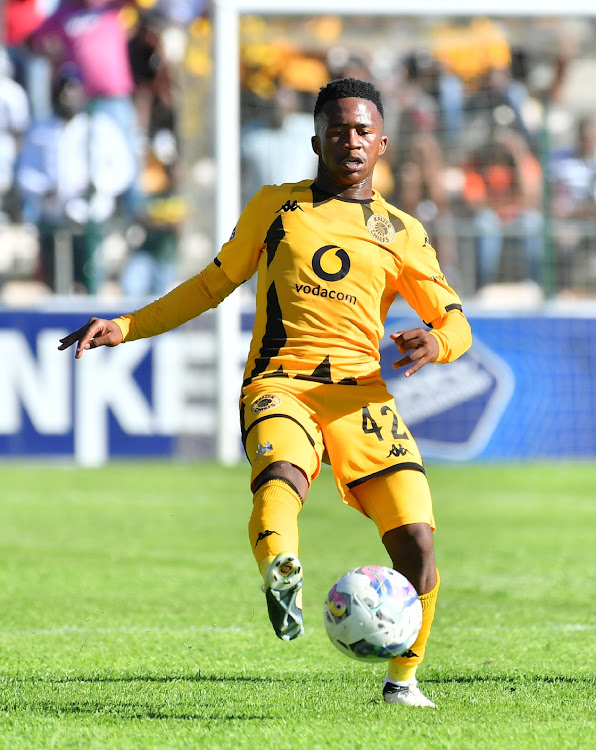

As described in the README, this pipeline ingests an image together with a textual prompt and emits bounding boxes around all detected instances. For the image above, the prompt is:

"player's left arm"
[392,220,472,377]
[390,309,472,377]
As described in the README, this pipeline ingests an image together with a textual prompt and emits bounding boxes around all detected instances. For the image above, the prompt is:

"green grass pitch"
[0,461,594,749]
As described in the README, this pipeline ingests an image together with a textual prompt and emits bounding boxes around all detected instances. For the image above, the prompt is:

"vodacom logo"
[312,245,350,282]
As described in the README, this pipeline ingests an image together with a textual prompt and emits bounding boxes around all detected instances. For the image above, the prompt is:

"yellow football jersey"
[215,180,465,386]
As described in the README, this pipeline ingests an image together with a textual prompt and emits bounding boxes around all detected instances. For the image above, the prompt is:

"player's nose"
[344,129,361,149]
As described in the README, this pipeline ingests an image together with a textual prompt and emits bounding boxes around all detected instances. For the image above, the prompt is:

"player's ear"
[311,135,321,156]
[378,135,388,156]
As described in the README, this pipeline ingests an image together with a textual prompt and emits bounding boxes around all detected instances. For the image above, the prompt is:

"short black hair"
[314,78,384,120]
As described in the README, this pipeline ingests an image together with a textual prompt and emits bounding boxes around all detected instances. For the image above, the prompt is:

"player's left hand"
[390,328,439,378]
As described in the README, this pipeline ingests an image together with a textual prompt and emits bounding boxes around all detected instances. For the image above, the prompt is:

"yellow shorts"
[240,377,435,535]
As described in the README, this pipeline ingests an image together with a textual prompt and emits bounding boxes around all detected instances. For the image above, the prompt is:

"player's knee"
[391,522,434,550]
[252,461,309,502]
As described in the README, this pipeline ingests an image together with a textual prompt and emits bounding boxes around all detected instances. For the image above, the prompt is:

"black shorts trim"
[346,462,425,489]
[243,413,316,449]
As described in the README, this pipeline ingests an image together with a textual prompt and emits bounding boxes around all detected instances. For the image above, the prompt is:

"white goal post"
[212,0,594,464]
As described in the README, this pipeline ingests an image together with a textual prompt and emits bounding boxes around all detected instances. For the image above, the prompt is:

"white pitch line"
[0,623,592,637]
[443,623,594,633]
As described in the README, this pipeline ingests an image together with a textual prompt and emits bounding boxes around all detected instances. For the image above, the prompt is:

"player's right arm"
[58,186,275,358]
[58,261,239,358]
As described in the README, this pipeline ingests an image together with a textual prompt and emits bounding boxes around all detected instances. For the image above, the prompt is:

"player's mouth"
[341,156,364,172]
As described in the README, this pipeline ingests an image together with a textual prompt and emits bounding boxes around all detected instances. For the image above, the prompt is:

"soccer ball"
[323,565,422,661]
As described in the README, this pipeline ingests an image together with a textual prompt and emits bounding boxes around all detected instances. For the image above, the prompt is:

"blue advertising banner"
[1,306,595,461]
[381,311,596,461]
[0,308,217,461]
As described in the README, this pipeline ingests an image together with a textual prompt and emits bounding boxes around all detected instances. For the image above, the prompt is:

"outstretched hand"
[58,318,123,359]
[390,328,439,378]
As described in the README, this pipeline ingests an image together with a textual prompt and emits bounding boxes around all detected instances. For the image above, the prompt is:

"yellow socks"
[388,569,440,683]
[248,479,302,579]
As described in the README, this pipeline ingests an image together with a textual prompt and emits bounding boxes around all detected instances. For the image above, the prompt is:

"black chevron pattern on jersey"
[262,365,288,379]
[295,355,333,384]
[360,202,375,224]
[265,215,285,267]
[247,282,287,383]
[387,211,406,234]
[310,182,335,206]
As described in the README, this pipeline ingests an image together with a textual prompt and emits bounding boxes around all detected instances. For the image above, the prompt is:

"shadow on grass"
[427,674,595,686]
[0,673,284,721]
[0,672,593,721]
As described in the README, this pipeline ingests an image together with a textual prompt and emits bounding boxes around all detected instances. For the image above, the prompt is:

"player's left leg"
[352,469,439,707]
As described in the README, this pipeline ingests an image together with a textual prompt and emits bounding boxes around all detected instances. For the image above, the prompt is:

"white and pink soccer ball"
[323,565,422,661]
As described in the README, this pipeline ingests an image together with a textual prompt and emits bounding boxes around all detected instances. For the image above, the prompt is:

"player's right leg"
[320,381,439,706]
[352,470,439,707]
[251,463,308,641]
[241,382,323,641]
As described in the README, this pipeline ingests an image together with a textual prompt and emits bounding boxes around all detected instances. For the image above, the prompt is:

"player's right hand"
[58,317,123,359]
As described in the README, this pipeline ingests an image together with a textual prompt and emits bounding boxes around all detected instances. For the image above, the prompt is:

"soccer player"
[58,78,472,707]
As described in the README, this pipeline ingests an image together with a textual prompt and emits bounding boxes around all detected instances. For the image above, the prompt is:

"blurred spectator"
[465,66,532,152]
[432,17,511,93]
[0,47,30,222]
[28,0,141,217]
[394,132,459,286]
[128,13,176,138]
[460,129,543,288]
[2,0,55,118]
[120,135,185,297]
[431,17,516,153]
[15,69,135,292]
[120,196,183,297]
[395,52,440,154]
[241,86,317,206]
[553,116,596,219]
[552,115,596,293]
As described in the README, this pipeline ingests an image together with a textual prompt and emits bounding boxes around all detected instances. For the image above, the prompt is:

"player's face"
[312,97,388,198]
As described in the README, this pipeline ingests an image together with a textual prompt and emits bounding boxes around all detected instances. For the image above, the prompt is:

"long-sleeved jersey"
[116,181,472,384]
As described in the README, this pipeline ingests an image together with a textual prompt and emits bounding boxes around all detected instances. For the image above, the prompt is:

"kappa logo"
[399,649,419,659]
[367,214,396,244]
[387,443,412,458]
[256,441,273,455]
[251,394,281,413]
[255,529,280,547]
[276,200,303,213]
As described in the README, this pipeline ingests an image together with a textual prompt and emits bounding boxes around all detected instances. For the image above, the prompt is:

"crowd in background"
[1,5,596,303]
[1,0,206,297]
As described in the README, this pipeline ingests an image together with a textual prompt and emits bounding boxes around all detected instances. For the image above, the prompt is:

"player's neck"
[313,174,374,201]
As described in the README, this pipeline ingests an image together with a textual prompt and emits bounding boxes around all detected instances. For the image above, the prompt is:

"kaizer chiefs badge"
[251,394,281,413]
[367,214,396,244]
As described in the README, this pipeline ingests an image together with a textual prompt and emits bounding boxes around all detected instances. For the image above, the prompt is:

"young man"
[59,78,472,707]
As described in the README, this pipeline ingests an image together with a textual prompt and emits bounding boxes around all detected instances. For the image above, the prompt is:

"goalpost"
[211,0,592,464]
